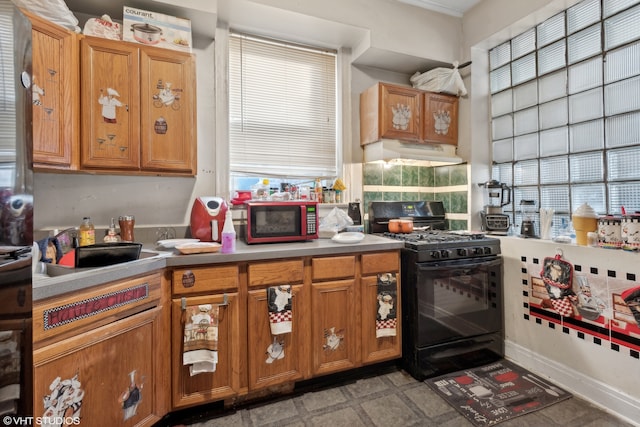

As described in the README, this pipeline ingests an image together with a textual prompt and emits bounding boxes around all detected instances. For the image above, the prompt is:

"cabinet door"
[247,285,307,390]
[81,37,140,170]
[140,48,196,174]
[29,13,79,170]
[379,83,422,142]
[423,92,458,145]
[33,307,164,426]
[361,274,402,364]
[311,279,359,376]
[171,293,240,409]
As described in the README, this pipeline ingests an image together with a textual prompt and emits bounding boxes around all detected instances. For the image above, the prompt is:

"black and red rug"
[425,359,572,426]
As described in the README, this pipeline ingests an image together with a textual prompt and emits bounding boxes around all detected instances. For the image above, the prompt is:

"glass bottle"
[78,217,95,246]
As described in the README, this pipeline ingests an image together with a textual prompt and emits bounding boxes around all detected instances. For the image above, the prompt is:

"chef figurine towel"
[267,285,293,335]
[376,273,397,337]
[541,252,576,317]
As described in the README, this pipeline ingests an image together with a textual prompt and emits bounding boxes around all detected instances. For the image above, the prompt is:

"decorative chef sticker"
[32,74,45,107]
[391,103,411,130]
[118,369,145,421]
[98,87,123,123]
[433,110,451,135]
[265,337,285,364]
[42,374,85,424]
[323,327,344,351]
[153,79,182,110]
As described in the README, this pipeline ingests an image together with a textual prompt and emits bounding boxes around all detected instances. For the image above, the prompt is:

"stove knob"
[457,248,468,257]
[440,249,450,258]
[483,247,492,255]
[430,250,440,259]
[474,247,484,255]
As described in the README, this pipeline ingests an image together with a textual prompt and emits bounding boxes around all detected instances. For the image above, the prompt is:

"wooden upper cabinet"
[360,82,421,145]
[423,92,459,145]
[80,36,196,175]
[360,82,459,146]
[140,48,196,173]
[81,37,140,170]
[27,11,79,171]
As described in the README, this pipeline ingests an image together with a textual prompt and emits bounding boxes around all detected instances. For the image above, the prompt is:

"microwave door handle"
[300,205,307,236]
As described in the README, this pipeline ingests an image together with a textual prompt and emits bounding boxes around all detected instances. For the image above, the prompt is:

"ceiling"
[396,0,483,17]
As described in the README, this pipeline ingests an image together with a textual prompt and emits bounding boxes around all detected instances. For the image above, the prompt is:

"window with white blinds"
[489,0,640,235]
[228,33,337,179]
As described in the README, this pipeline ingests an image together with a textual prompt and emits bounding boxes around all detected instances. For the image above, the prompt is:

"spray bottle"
[221,209,236,253]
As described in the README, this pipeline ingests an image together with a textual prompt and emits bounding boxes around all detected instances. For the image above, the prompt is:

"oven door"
[415,256,502,348]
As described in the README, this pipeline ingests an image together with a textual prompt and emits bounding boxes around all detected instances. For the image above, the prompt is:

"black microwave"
[245,201,318,244]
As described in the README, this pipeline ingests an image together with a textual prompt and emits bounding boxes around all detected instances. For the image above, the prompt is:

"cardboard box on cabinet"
[123,5,192,53]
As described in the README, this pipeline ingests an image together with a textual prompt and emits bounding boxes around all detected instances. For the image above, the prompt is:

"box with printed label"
[123,6,192,53]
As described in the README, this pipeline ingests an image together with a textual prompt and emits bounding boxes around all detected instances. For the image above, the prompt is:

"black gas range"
[369,201,504,380]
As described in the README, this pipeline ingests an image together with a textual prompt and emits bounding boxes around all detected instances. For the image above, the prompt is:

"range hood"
[363,139,463,166]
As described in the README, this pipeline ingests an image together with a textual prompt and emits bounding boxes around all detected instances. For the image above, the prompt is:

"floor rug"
[425,359,572,426]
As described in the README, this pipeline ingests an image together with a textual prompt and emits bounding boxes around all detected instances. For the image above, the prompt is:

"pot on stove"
[389,219,413,233]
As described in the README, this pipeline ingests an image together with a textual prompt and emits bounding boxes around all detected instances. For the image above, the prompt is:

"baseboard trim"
[505,340,639,427]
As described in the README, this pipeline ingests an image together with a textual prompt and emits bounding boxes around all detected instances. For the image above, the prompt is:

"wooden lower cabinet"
[311,279,359,375]
[247,285,307,390]
[361,252,402,364]
[171,293,240,409]
[166,250,401,411]
[33,306,166,426]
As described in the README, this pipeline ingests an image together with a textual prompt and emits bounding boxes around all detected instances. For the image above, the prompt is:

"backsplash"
[362,163,469,230]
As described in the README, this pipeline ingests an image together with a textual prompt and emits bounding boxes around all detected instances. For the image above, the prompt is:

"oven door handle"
[416,256,502,271]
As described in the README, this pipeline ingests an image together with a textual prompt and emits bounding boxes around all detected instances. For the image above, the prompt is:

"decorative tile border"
[43,283,149,330]
[520,255,640,357]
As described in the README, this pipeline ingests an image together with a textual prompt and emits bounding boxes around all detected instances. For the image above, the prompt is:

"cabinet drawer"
[33,273,162,346]
[361,251,399,275]
[172,265,239,295]
[248,259,304,287]
[312,255,356,281]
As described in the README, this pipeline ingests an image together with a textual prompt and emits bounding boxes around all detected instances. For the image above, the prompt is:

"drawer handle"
[181,294,228,310]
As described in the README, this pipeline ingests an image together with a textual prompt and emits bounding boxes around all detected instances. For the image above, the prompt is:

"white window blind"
[228,33,337,178]
[0,3,17,164]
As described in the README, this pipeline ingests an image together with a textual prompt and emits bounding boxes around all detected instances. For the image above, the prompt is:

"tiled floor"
[166,365,634,427]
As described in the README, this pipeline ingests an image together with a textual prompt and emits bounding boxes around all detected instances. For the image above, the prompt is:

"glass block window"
[489,0,640,225]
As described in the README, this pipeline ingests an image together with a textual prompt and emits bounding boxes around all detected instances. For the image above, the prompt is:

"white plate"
[331,232,365,244]
[156,238,199,248]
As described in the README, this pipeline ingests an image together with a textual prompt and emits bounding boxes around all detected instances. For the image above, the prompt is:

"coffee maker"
[478,180,511,234]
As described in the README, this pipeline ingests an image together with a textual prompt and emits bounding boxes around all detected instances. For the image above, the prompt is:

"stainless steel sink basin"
[44,250,162,277]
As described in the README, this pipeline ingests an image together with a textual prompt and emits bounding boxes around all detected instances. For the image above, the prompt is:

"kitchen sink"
[44,250,164,277]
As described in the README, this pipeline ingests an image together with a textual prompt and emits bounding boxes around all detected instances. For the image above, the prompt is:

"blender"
[520,199,538,238]
[478,180,511,234]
